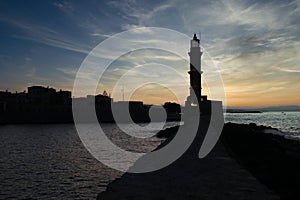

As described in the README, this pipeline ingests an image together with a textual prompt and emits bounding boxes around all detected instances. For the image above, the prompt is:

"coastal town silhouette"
[0,85,182,123]
[0,34,210,124]
[1,1,300,199]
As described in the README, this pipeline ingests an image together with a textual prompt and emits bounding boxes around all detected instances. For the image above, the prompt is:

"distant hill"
[227,105,300,112]
[259,105,300,112]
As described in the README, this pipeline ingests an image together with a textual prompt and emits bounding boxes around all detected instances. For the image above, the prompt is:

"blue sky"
[0,0,299,106]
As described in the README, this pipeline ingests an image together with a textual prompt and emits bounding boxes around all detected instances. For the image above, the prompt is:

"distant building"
[0,90,12,99]
[164,102,181,114]
[15,92,28,104]
[113,101,144,112]
[0,91,10,112]
[28,86,56,104]
[26,86,71,105]
[0,86,72,112]
[53,90,72,105]
[87,94,112,105]
[0,86,73,123]
[110,101,149,122]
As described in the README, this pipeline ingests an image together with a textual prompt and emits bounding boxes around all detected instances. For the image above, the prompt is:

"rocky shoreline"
[156,122,300,199]
[221,122,300,199]
[96,121,299,199]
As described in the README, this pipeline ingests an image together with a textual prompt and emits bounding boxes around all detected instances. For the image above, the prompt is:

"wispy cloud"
[90,33,113,38]
[53,1,117,41]
[56,67,77,77]
[1,0,299,106]
[25,67,36,77]
[0,17,92,54]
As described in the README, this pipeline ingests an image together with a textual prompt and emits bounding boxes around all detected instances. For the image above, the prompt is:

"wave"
[263,128,300,142]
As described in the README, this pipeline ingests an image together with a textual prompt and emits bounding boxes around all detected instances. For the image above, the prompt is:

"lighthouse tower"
[183,34,222,121]
[186,33,205,107]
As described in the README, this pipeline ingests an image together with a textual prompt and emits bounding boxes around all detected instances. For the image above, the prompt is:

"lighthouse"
[186,34,206,107]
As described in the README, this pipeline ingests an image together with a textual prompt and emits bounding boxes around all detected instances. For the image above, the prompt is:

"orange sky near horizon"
[1,1,300,108]
[112,82,300,107]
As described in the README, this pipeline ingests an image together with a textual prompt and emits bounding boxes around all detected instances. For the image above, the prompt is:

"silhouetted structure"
[28,86,71,105]
[0,86,72,123]
[0,85,181,124]
[185,34,216,114]
[163,102,181,121]
[163,102,181,113]
[188,34,203,104]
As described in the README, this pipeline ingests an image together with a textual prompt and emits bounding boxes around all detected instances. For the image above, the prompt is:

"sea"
[225,111,300,140]
[0,122,176,199]
[0,112,299,199]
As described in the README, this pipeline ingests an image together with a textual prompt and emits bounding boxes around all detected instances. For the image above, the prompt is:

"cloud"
[53,1,74,13]
[0,16,92,54]
[1,0,299,106]
[25,67,36,77]
[87,0,300,105]
[53,1,119,42]
[56,67,77,77]
[90,33,113,38]
[218,40,300,106]
[279,68,300,73]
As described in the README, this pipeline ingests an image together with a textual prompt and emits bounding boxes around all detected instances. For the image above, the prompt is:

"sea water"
[225,111,300,139]
[0,122,175,199]
[1,112,299,199]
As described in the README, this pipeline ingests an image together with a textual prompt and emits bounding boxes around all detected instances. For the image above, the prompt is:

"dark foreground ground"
[222,123,300,199]
[97,120,300,199]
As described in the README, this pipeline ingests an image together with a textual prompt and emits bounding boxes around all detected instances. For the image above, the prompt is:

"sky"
[0,0,299,107]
